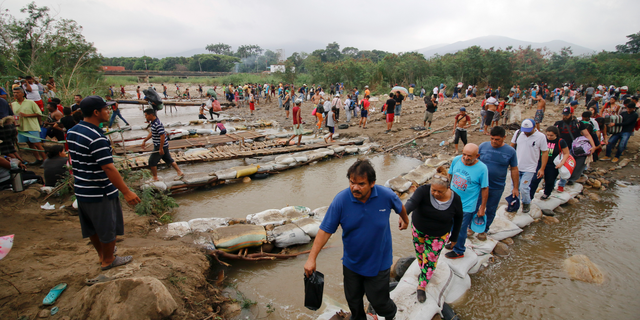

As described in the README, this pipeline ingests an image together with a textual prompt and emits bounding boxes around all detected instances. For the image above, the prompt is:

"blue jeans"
[606,132,632,158]
[452,92,459,99]
[453,210,477,254]
[109,109,129,128]
[278,97,283,108]
[476,187,503,233]
[409,94,414,100]
[519,171,535,205]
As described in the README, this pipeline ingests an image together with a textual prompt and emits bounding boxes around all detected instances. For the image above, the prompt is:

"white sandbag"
[166,221,191,237]
[293,218,321,237]
[311,206,329,220]
[141,181,167,191]
[487,216,523,241]
[280,206,311,221]
[131,125,145,130]
[182,173,215,185]
[188,217,229,233]
[391,259,452,320]
[425,155,453,167]
[403,165,436,185]
[358,145,371,153]
[331,146,345,153]
[510,104,522,122]
[306,151,325,161]
[196,128,215,135]
[564,183,583,197]
[214,168,237,180]
[246,209,287,226]
[465,237,499,256]
[226,126,236,132]
[345,146,359,153]
[167,121,183,127]
[385,177,412,193]
[528,203,543,219]
[272,163,289,170]
[532,191,572,212]
[275,154,296,165]
[440,249,478,278]
[275,133,291,138]
[468,253,493,275]
[257,163,274,173]
[444,273,471,304]
[270,224,311,248]
[496,205,535,228]
[164,180,184,188]
[291,153,308,163]
[316,148,334,156]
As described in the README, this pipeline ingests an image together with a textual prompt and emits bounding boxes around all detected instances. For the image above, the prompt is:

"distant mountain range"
[416,35,596,57]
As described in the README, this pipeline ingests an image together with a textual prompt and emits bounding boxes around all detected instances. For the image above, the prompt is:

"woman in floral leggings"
[405,166,463,303]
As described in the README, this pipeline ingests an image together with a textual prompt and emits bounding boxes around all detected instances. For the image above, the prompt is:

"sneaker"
[477,232,487,241]
[467,229,474,237]
[612,157,619,163]
[566,181,574,186]
[444,242,453,250]
[417,289,426,303]
[523,203,530,213]
[600,156,611,161]
[445,251,464,259]
[557,186,564,192]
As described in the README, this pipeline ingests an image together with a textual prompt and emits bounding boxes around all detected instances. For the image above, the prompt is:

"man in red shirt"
[286,99,304,146]
[359,95,370,129]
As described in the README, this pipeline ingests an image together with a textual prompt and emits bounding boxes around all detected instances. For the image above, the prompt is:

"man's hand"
[477,206,486,217]
[304,257,316,278]
[512,188,520,198]
[140,141,146,150]
[399,217,408,230]
[123,190,141,206]
[537,168,545,179]
[19,112,26,118]
[159,148,164,156]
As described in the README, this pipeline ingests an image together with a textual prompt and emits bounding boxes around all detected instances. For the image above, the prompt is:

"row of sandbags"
[164,206,329,252]
[383,154,455,194]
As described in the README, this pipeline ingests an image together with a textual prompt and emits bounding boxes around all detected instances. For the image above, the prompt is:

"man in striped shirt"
[141,109,183,181]
[66,96,141,271]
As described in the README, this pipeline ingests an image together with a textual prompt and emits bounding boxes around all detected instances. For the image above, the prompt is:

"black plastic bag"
[304,271,324,311]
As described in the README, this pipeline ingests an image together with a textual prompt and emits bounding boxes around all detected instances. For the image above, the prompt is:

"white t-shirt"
[24,83,42,101]
[343,98,351,110]
[326,110,335,127]
[511,130,548,173]
[576,117,599,132]
[433,87,439,95]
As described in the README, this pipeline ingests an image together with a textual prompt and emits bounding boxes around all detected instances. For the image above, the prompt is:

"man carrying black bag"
[304,159,409,320]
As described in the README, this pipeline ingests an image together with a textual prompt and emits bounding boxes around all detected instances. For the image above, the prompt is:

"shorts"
[394,104,402,116]
[148,145,174,167]
[454,129,467,145]
[284,103,290,111]
[534,109,544,124]
[424,111,434,122]
[503,109,511,121]
[249,102,255,111]
[493,111,501,122]
[293,124,304,135]
[328,126,335,133]
[386,113,394,123]
[78,196,124,243]
[361,109,368,118]
[17,130,42,143]
[484,111,494,126]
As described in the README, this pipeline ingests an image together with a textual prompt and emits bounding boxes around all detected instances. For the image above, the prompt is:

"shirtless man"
[453,107,471,153]
[533,96,546,130]
[483,92,499,135]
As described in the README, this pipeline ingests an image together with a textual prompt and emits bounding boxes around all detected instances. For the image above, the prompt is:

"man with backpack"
[602,100,638,163]
[331,94,343,123]
[554,106,596,185]
[510,119,548,213]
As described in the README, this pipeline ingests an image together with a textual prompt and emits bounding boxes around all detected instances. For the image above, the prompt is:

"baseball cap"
[470,213,487,233]
[595,94,603,98]
[460,107,466,111]
[505,194,520,212]
[80,95,115,115]
[365,85,369,88]
[562,107,572,115]
[570,100,579,106]
[335,94,340,97]
[520,119,535,132]
[295,99,302,104]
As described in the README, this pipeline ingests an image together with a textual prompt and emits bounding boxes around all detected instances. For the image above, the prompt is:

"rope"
[17,131,65,144]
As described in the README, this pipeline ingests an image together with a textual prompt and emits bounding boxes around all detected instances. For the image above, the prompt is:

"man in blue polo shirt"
[67,96,141,271]
[304,159,409,320]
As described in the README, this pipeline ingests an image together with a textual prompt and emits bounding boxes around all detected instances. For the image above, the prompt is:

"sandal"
[417,289,427,303]
[85,274,113,286]
[101,255,133,271]
[43,283,67,305]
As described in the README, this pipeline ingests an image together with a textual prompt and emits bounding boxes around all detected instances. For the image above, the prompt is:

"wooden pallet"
[113,131,266,154]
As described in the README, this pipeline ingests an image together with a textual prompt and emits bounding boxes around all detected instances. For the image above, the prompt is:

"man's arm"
[398,205,409,230]
[304,229,332,277]
[580,128,596,148]
[141,132,152,149]
[158,134,166,155]
[101,163,141,206]
[538,152,548,178]
[510,166,520,197]
[476,187,489,217]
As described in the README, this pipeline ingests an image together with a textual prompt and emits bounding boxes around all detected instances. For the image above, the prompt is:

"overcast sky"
[4,0,640,58]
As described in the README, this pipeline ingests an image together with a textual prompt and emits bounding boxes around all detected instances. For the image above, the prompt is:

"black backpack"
[316,103,324,114]
[349,99,356,110]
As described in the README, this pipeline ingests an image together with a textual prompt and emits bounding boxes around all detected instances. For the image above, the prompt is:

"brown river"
[157,151,640,319]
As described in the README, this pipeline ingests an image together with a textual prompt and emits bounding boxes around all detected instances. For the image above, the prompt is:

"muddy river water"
[161,151,640,319]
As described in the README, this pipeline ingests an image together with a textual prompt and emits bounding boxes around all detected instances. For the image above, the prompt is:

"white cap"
[365,85,369,88]
[520,119,535,133]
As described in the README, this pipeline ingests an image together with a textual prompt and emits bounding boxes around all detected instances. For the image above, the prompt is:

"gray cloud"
[4,0,639,57]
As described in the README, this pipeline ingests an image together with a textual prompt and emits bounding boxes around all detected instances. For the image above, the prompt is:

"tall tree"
[616,31,640,54]
[205,43,233,55]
